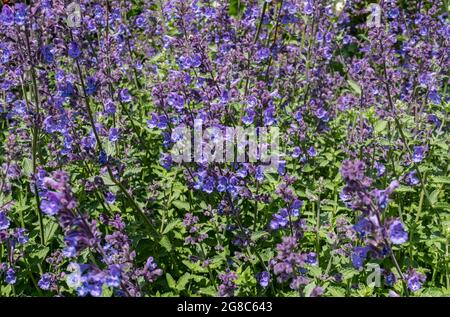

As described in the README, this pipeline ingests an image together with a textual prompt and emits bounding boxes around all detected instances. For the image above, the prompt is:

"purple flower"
[86,77,97,96]
[120,89,132,103]
[303,0,313,15]
[5,268,16,285]
[106,192,116,204]
[405,269,426,292]
[40,193,63,216]
[41,45,54,63]
[0,5,14,26]
[38,273,53,290]
[68,42,81,59]
[256,47,270,61]
[412,146,426,163]
[167,92,184,111]
[270,208,289,230]
[0,212,10,230]
[14,3,28,26]
[218,271,237,297]
[109,128,119,142]
[388,220,408,245]
[258,271,270,288]
[307,146,317,157]
[351,246,370,269]
[404,171,419,186]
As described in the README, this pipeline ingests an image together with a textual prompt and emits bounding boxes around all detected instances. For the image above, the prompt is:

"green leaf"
[431,176,450,184]
[159,236,173,252]
[429,189,440,206]
[327,286,346,297]
[166,273,176,290]
[176,273,192,291]
[228,0,245,17]
[198,286,217,296]
[22,158,33,177]
[347,79,361,96]
[172,200,190,211]
[374,120,388,133]
[251,231,270,242]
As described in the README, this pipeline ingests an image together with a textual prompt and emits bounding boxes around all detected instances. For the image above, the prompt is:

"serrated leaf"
[159,236,172,252]
[347,79,361,96]
[172,200,190,211]
[166,273,176,290]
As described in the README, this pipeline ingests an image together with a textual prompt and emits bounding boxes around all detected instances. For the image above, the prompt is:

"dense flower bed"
[0,0,449,297]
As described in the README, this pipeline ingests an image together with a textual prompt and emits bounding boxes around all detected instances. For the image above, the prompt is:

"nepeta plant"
[0,0,448,297]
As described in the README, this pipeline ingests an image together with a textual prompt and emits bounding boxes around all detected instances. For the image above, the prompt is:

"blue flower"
[40,192,62,216]
[389,220,408,245]
[258,271,270,288]
[307,146,317,157]
[270,208,289,230]
[14,3,28,25]
[351,246,370,269]
[0,211,10,230]
[41,45,54,63]
[5,268,16,285]
[38,273,52,290]
[242,108,255,125]
[68,42,81,59]
[305,252,318,266]
[256,47,270,62]
[303,0,313,15]
[404,171,419,186]
[109,128,119,142]
[217,176,228,193]
[1,5,14,26]
[120,89,132,103]
[106,192,116,204]
[86,77,97,95]
[98,150,108,166]
[105,100,116,116]
[412,146,426,163]
[167,92,184,111]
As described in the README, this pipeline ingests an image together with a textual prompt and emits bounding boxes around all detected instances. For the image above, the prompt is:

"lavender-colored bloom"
[106,192,116,204]
[5,268,16,285]
[303,0,313,15]
[258,271,270,288]
[105,100,116,116]
[405,269,426,292]
[389,220,408,245]
[218,271,237,297]
[167,92,184,111]
[86,77,97,96]
[14,3,28,26]
[109,128,119,142]
[120,89,132,103]
[351,246,370,269]
[256,47,270,61]
[1,5,14,26]
[0,212,10,230]
[375,162,385,176]
[41,45,54,63]
[68,42,81,59]
[412,146,426,163]
[14,228,29,244]
[99,150,108,166]
[305,252,318,266]
[307,146,317,157]
[404,171,419,186]
[38,273,53,290]
[40,193,62,216]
